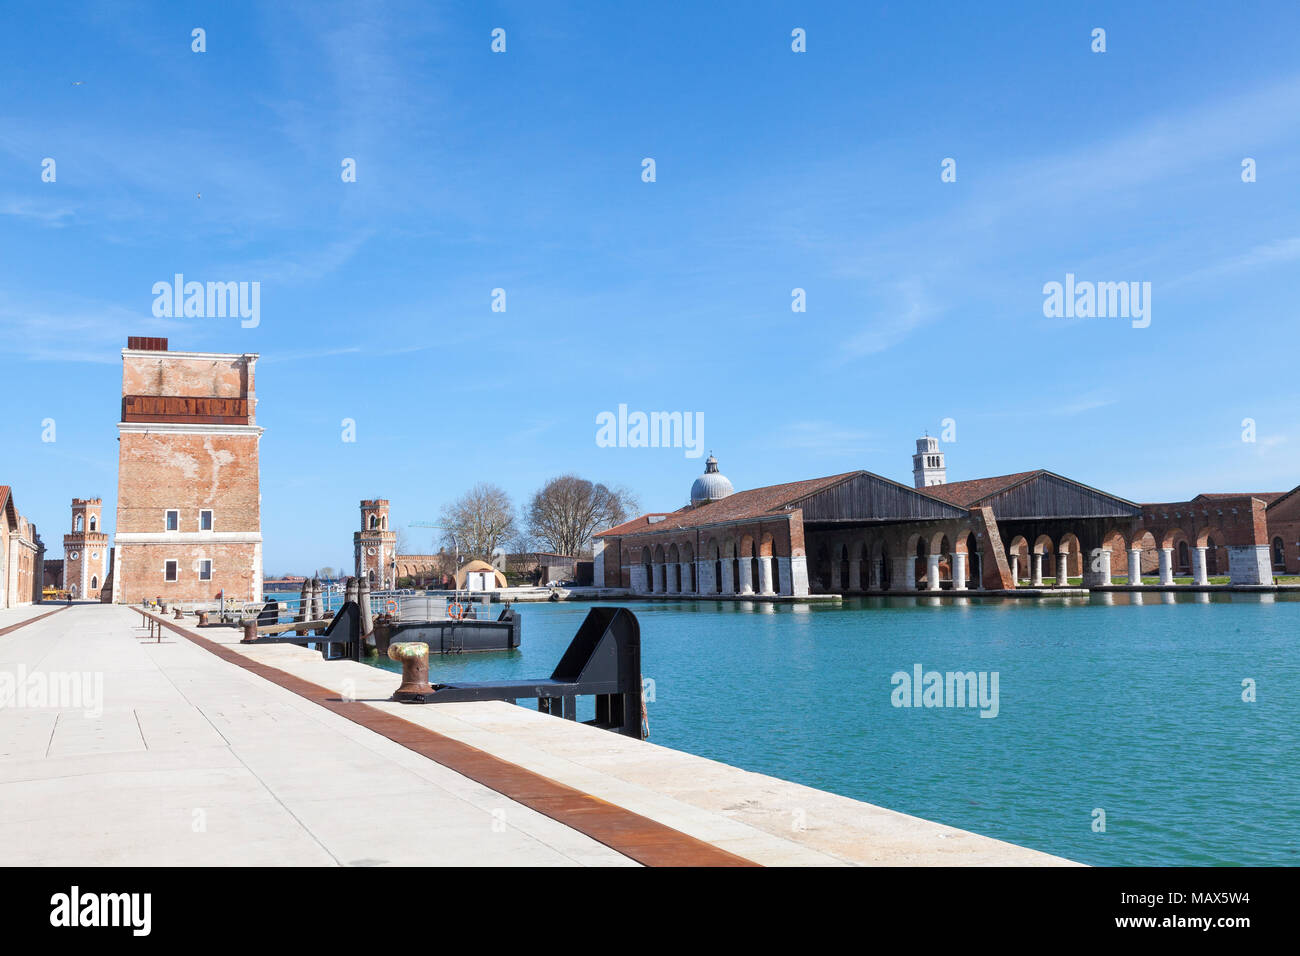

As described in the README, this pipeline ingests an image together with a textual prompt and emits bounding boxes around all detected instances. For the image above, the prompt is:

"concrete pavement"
[0,603,1076,866]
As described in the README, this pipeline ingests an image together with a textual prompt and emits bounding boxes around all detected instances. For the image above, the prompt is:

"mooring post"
[242,619,257,643]
[295,579,309,636]
[387,641,433,701]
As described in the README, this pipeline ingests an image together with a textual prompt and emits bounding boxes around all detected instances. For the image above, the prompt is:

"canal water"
[369,593,1300,866]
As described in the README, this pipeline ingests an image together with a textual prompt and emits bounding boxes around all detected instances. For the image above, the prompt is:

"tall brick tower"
[354,499,396,589]
[112,337,263,605]
[62,498,109,599]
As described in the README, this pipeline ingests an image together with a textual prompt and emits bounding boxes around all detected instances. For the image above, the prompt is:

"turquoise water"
[370,593,1300,866]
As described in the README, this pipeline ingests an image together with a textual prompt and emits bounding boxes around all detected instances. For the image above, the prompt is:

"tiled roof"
[1193,492,1285,503]
[596,472,861,537]
[0,486,15,531]
[1267,485,1300,511]
[919,471,1043,508]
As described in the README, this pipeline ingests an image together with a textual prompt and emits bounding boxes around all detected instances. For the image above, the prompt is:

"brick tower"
[354,499,396,589]
[62,498,109,599]
[112,337,263,605]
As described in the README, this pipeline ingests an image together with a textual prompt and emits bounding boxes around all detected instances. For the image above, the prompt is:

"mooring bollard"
[388,642,434,702]
[242,619,258,643]
[198,611,209,626]
[174,607,184,620]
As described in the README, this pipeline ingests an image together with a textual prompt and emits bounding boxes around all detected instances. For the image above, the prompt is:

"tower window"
[74,515,83,532]
[164,560,178,582]
[200,510,213,531]
[165,510,179,531]
[89,516,96,531]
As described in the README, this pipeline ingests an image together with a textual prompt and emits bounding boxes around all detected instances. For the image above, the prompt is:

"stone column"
[1030,552,1044,586]
[926,553,942,591]
[696,560,713,594]
[1193,547,1209,586]
[1009,554,1019,585]
[720,559,734,595]
[740,560,755,595]
[680,562,693,593]
[892,556,915,591]
[1158,548,1174,587]
[848,558,861,591]
[780,556,799,595]
[758,556,773,594]
[1057,551,1070,587]
[652,563,665,593]
[1127,548,1142,587]
[869,557,882,591]
[666,564,678,594]
[952,552,967,590]
[829,560,841,591]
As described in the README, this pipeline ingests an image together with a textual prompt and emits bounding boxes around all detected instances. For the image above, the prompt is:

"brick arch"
[1161,527,1190,550]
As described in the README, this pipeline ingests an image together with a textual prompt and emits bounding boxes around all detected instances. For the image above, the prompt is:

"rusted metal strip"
[0,604,70,638]
[135,609,757,867]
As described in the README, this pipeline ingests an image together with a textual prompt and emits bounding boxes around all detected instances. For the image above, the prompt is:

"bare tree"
[526,475,640,557]
[440,483,517,562]
[395,527,410,555]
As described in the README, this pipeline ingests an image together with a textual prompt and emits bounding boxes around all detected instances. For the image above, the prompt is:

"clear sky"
[3,1,1299,573]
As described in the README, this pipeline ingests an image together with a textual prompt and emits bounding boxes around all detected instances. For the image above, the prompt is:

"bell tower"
[63,497,109,599]
[354,499,397,589]
[912,436,947,488]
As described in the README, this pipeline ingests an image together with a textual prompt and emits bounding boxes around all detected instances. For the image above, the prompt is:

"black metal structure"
[401,606,643,738]
[375,605,521,655]
[249,600,364,661]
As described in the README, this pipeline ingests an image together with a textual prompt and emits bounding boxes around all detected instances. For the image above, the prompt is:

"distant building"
[0,485,45,608]
[354,499,397,590]
[43,559,64,590]
[63,497,109,600]
[456,559,506,592]
[1266,488,1300,576]
[111,337,263,605]
[595,439,1294,597]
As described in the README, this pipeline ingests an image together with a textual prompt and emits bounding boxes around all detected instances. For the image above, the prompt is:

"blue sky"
[3,1,1299,573]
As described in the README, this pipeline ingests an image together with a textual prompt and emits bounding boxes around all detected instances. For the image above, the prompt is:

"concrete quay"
[0,603,1076,867]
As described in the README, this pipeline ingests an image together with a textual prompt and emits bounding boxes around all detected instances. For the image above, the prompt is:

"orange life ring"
[385,599,397,614]
[446,601,465,621]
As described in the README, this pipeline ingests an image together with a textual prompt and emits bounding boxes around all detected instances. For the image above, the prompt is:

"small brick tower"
[63,498,109,599]
[354,499,397,589]
[912,435,947,489]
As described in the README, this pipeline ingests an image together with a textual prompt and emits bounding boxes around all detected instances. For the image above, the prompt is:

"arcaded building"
[62,497,109,600]
[595,442,1291,597]
[111,337,263,605]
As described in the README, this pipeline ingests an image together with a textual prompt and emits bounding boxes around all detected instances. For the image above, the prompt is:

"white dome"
[690,455,734,507]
